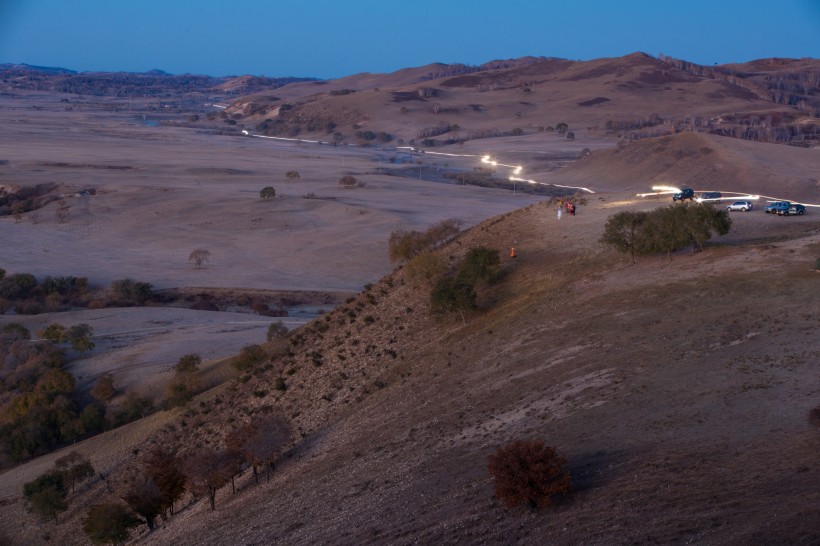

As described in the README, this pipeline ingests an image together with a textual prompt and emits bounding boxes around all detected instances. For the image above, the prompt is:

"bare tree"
[56,200,70,223]
[183,448,236,511]
[188,249,211,269]
[230,416,292,484]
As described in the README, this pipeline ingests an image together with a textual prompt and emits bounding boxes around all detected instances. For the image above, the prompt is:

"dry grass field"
[0,54,818,545]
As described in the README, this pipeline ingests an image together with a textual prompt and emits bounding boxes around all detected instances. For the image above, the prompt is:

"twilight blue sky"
[1,0,818,79]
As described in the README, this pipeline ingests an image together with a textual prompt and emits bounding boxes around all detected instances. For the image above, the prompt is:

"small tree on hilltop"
[260,186,276,200]
[600,211,649,264]
[488,439,570,509]
[188,249,211,269]
[286,171,300,183]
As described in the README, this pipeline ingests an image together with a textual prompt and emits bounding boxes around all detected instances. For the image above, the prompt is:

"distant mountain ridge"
[0,63,319,97]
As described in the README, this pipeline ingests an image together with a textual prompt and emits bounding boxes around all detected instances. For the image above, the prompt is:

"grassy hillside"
[4,191,817,545]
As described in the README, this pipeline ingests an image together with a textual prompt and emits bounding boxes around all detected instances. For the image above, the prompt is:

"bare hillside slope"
[4,190,818,545]
[552,131,820,201]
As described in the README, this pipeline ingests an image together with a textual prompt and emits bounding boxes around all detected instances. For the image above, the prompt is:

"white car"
[726,201,753,212]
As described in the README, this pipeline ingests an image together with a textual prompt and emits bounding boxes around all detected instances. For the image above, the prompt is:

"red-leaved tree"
[487,439,570,509]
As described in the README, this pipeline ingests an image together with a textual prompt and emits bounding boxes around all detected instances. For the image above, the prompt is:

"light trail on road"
[243,132,597,193]
[482,155,595,194]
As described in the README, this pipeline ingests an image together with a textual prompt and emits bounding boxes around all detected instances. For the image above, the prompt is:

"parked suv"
[726,201,753,212]
[781,204,806,216]
[764,201,790,214]
[673,188,695,202]
[699,191,722,202]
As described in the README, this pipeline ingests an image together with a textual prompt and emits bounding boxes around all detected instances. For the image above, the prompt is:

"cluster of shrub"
[0,270,154,315]
[0,323,152,466]
[388,219,505,315]
[600,202,732,263]
[23,451,95,524]
[355,130,393,143]
[0,182,58,217]
[429,247,501,315]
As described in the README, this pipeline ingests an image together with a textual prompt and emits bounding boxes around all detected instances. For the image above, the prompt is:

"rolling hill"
[0,52,818,545]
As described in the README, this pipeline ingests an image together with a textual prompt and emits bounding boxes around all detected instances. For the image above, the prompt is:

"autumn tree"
[183,448,235,511]
[143,445,186,517]
[488,439,570,509]
[122,476,164,531]
[188,248,211,268]
[89,374,116,403]
[83,502,141,545]
[231,416,292,484]
[405,251,447,287]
